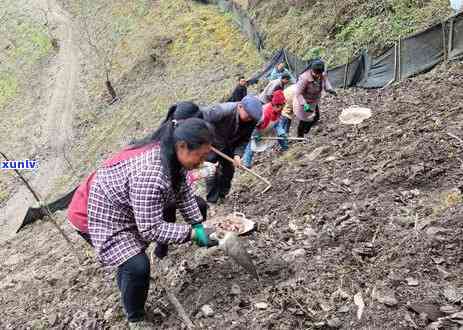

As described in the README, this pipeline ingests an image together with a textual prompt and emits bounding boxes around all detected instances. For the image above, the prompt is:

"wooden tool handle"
[210,146,272,193]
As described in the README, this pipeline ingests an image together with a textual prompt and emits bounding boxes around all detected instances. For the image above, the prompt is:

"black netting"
[358,47,396,88]
[204,0,264,50]
[16,187,78,233]
[400,23,444,79]
[283,50,309,78]
[246,49,285,84]
[450,13,463,60]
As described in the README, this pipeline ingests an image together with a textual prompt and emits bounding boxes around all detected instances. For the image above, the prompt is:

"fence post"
[442,21,448,69]
[448,17,455,60]
[396,39,402,81]
[392,42,398,82]
[343,54,350,89]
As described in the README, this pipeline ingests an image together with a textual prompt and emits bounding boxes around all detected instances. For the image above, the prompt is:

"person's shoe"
[128,320,156,330]
[154,243,168,259]
[207,191,220,204]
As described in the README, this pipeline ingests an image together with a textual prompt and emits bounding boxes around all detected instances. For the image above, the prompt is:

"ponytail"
[130,101,203,148]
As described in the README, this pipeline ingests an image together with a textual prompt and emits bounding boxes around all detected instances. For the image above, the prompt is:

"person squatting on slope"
[293,59,337,137]
[227,76,248,102]
[267,61,296,84]
[259,73,291,104]
[242,90,288,168]
[201,95,263,203]
[67,117,216,327]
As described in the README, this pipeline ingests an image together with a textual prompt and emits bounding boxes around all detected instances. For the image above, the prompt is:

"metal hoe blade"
[218,232,259,280]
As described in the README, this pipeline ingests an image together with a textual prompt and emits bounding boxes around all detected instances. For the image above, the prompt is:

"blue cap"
[241,95,263,122]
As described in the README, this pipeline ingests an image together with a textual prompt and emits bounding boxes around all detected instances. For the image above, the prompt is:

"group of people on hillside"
[66,59,336,329]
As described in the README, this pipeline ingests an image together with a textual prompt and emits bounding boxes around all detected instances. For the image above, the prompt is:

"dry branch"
[0,151,83,263]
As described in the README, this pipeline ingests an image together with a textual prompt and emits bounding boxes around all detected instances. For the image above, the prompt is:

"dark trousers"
[206,148,235,203]
[297,106,320,137]
[155,195,208,259]
[117,252,150,322]
[162,195,208,223]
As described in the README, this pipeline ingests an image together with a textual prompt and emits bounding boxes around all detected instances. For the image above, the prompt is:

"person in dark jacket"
[201,95,263,203]
[227,76,248,102]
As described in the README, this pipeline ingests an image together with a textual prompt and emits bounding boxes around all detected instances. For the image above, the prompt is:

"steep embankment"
[163,63,463,329]
[0,0,80,242]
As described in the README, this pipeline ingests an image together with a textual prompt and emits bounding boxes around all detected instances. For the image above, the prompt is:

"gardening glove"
[303,103,313,113]
[191,224,217,247]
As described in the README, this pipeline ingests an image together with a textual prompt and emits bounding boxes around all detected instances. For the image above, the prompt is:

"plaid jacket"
[88,145,202,267]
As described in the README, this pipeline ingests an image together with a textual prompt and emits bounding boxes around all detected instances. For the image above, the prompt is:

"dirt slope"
[0,0,79,242]
[1,61,462,329]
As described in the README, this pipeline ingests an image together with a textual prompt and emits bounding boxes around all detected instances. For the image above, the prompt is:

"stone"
[327,317,342,328]
[376,292,398,306]
[48,313,58,326]
[104,308,114,321]
[230,284,241,296]
[406,277,419,286]
[338,305,350,313]
[440,305,460,314]
[201,305,214,317]
[304,226,318,238]
[408,303,445,321]
[307,146,330,161]
[283,248,306,262]
[255,302,268,310]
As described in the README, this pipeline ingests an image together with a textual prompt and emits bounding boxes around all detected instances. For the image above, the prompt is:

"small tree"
[79,0,134,103]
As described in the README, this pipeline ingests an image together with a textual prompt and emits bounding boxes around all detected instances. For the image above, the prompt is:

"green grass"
[241,0,452,66]
[0,16,52,110]
[0,73,18,110]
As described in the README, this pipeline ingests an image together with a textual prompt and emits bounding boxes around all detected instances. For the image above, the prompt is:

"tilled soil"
[1,63,463,329]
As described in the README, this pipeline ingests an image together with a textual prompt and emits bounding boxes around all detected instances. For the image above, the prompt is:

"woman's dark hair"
[129,101,203,147]
[131,117,212,192]
[164,101,203,123]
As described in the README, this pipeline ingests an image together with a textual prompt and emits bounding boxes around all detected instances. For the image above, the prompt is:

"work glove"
[192,224,218,247]
[303,103,314,113]
[254,133,262,142]
[327,89,337,96]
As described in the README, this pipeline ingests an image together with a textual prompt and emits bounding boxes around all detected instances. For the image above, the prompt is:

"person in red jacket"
[242,90,288,168]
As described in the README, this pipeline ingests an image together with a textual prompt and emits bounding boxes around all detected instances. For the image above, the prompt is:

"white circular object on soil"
[339,106,372,125]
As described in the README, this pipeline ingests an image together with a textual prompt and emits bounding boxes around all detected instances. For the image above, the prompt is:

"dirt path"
[0,0,79,242]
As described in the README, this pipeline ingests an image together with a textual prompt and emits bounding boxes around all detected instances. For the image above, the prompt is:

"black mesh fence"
[399,23,445,79]
[450,12,463,60]
[358,47,396,88]
[199,0,462,89]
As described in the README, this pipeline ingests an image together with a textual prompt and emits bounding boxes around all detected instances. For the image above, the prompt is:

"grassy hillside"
[0,0,54,204]
[241,0,452,65]
[61,0,262,187]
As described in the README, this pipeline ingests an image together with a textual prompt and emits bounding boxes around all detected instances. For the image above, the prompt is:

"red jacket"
[67,143,157,233]
[256,103,281,132]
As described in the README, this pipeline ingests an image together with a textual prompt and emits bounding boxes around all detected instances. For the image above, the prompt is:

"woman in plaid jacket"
[69,117,215,327]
